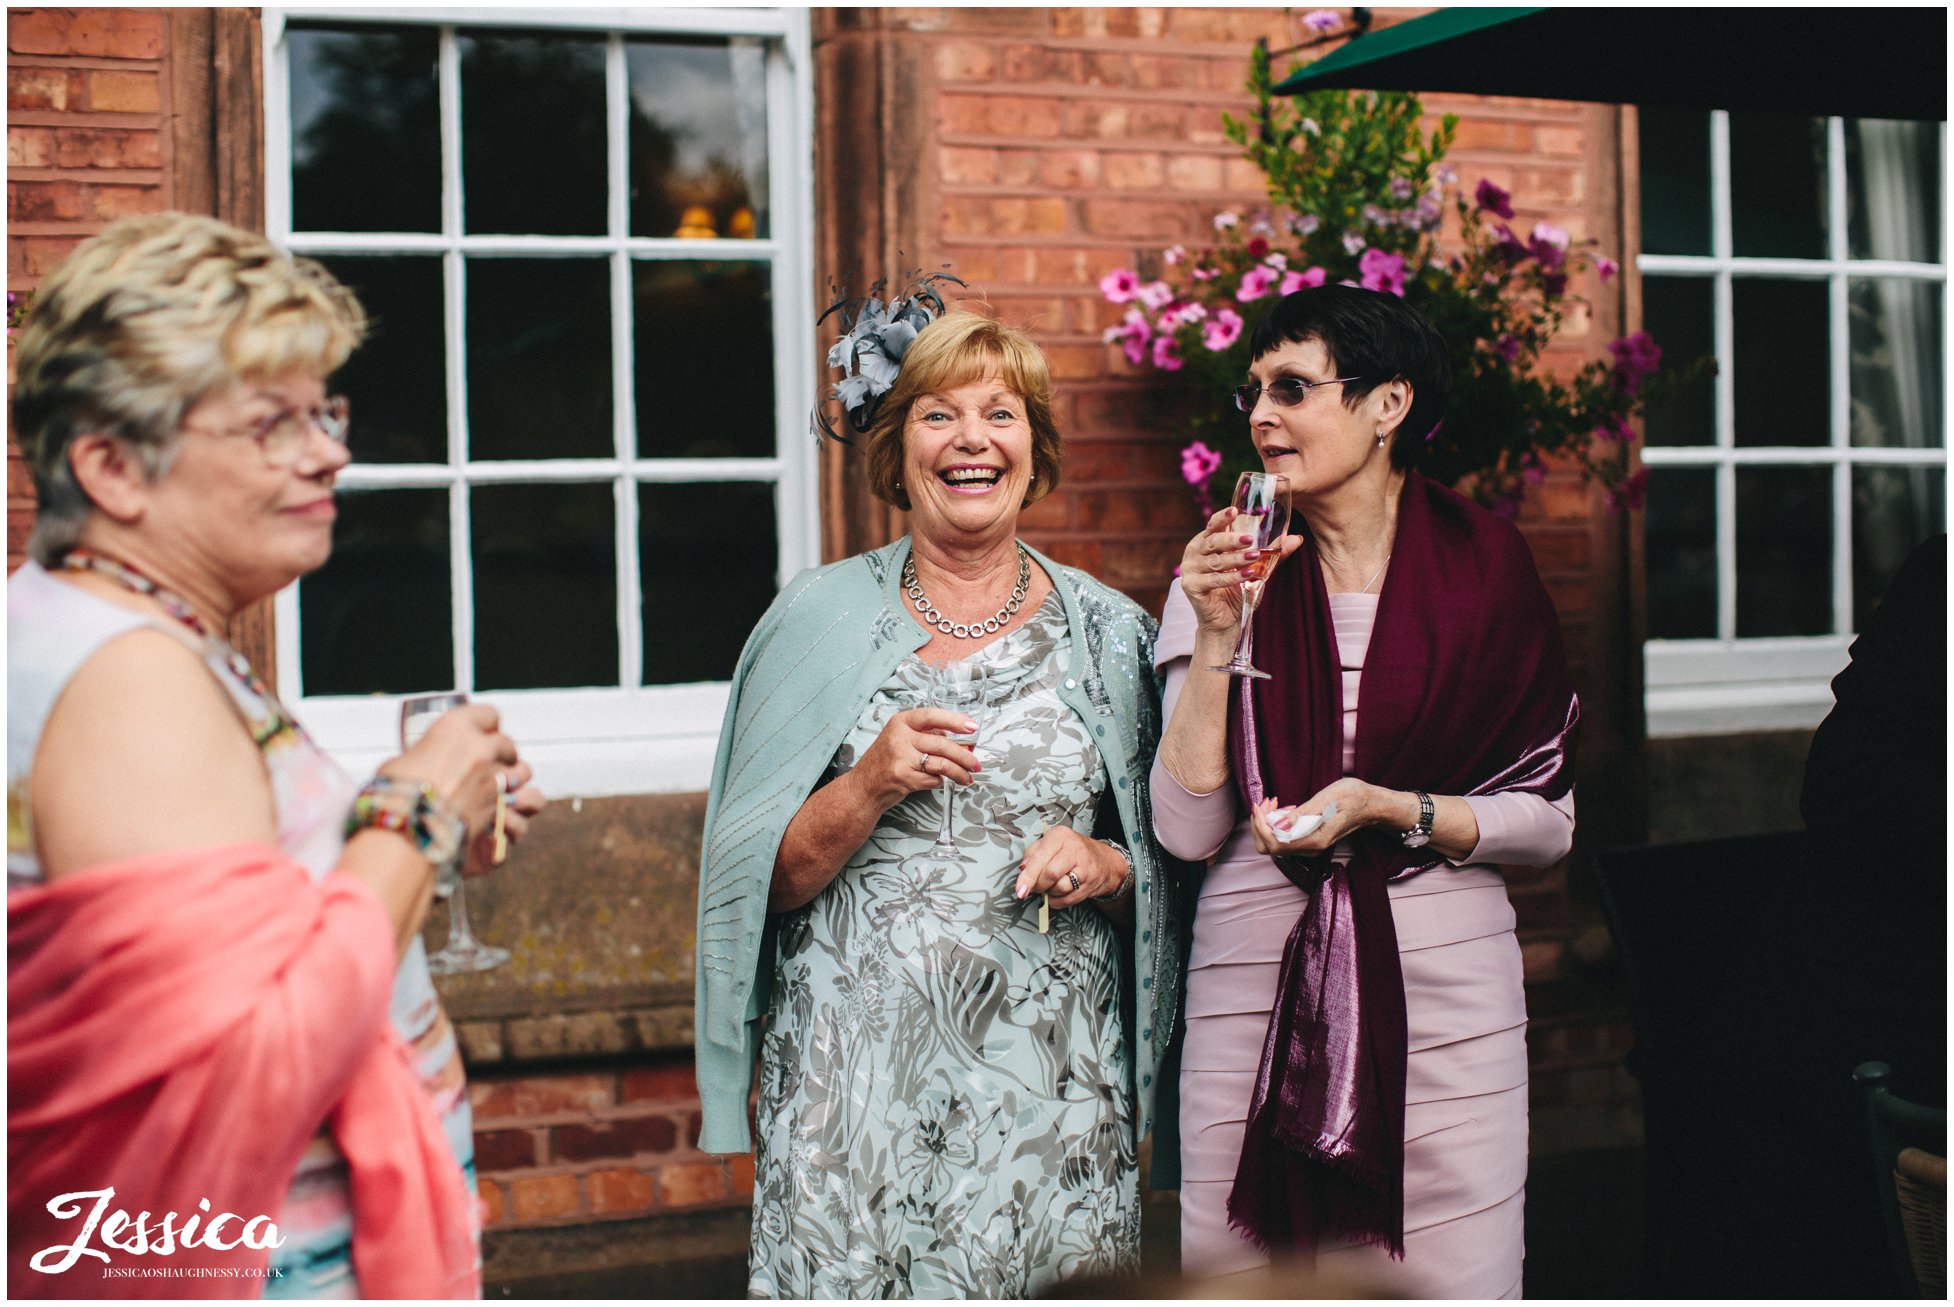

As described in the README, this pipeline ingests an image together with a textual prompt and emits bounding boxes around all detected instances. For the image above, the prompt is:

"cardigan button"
[1095,725,1105,737]
[1064,677,1076,689]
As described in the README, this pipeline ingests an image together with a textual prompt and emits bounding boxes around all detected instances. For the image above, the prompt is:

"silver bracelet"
[1094,839,1135,902]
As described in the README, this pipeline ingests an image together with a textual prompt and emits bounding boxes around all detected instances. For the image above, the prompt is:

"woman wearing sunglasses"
[8,214,544,1296]
[1150,284,1579,1296]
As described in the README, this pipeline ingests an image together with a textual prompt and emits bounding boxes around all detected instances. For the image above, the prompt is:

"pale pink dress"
[1152,581,1574,1298]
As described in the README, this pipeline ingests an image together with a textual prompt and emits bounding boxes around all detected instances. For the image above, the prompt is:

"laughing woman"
[694,311,1181,1298]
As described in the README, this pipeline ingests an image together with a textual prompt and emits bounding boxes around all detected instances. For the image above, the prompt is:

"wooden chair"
[1855,1062,1947,1298]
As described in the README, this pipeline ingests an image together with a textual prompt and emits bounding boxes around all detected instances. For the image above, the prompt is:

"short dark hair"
[1246,283,1449,470]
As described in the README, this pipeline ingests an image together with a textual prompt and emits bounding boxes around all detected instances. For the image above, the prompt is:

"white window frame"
[261,7,815,797]
[1638,112,1948,738]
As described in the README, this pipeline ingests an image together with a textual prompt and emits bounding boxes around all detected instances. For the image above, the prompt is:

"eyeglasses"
[1231,376,1363,412]
[186,396,351,468]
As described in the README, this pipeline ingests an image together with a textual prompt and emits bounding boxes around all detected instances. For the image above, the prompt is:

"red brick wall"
[469,1064,752,1234]
[6,7,174,570]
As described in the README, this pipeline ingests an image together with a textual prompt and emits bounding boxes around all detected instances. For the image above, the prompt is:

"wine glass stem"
[448,879,480,947]
[1233,587,1257,665]
[938,776,956,846]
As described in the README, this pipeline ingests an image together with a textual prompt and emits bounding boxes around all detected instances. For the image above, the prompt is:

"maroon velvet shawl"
[1225,473,1579,1257]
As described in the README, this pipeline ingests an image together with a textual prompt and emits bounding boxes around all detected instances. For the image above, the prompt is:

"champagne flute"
[1209,471,1293,679]
[399,692,510,975]
[925,661,985,863]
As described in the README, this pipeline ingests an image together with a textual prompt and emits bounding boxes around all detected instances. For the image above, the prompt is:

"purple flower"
[1099,268,1140,303]
[1151,333,1184,371]
[1202,308,1244,351]
[1361,203,1394,227]
[1436,164,1458,186]
[1608,331,1663,397]
[1522,451,1548,485]
[1494,334,1522,363]
[1191,265,1219,281]
[1245,236,1270,259]
[1181,440,1224,486]
[1341,230,1367,255]
[1236,265,1279,302]
[1595,255,1619,283]
[1489,223,1528,266]
[1475,179,1515,220]
[1528,221,1570,270]
[1107,310,1151,366]
[1294,213,1321,236]
[1605,466,1650,513]
[1213,210,1240,231]
[1412,197,1443,230]
[1302,9,1341,33]
[1358,248,1408,297]
[1593,414,1635,443]
[1541,271,1568,299]
[1388,177,1415,201]
[1163,244,1188,266]
[1280,266,1327,296]
[1136,279,1174,311]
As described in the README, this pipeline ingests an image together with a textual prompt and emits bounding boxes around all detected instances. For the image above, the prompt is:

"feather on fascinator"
[814,267,966,444]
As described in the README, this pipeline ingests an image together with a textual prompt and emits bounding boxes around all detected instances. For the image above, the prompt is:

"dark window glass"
[1847,119,1942,264]
[1733,279,1829,447]
[627,38,770,240]
[640,483,776,684]
[634,261,774,458]
[1729,113,1827,259]
[1638,107,1711,256]
[466,259,612,460]
[459,31,606,235]
[288,25,440,233]
[1849,279,1944,450]
[1736,466,1833,637]
[1645,467,1718,639]
[1640,276,1716,447]
[299,489,452,695]
[1852,467,1944,630]
[472,484,617,689]
[317,256,446,465]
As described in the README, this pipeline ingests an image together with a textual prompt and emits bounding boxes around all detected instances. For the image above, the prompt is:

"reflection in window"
[1645,468,1717,640]
[289,25,440,233]
[460,31,607,236]
[628,38,770,240]
[1849,279,1943,450]
[472,484,618,690]
[300,489,452,694]
[1847,119,1943,264]
[640,483,777,684]
[634,262,775,458]
[1732,280,1828,447]
[1736,466,1832,637]
[318,256,447,465]
[1729,113,1827,260]
[466,259,613,461]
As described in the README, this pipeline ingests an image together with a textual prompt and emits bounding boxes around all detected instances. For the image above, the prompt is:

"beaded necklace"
[60,547,303,748]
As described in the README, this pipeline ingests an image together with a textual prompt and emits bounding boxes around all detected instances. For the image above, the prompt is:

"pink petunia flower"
[1202,308,1244,351]
[1151,333,1184,371]
[1595,255,1619,283]
[1302,9,1341,33]
[1608,331,1663,397]
[1163,244,1188,266]
[1605,466,1650,513]
[1181,440,1224,486]
[1107,310,1151,366]
[1280,266,1328,296]
[1494,334,1522,363]
[1191,265,1220,281]
[1213,211,1239,231]
[1528,221,1570,270]
[1099,268,1141,303]
[1236,265,1279,302]
[1136,279,1174,311]
[1475,179,1515,220]
[1358,247,1408,296]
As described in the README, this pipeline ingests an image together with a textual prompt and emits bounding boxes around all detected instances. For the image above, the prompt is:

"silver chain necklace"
[903,544,1031,639]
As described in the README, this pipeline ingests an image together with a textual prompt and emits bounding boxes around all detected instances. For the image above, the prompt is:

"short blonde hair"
[861,312,1063,512]
[11,212,367,564]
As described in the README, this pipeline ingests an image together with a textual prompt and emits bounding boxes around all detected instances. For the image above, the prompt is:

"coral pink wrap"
[8,843,480,1299]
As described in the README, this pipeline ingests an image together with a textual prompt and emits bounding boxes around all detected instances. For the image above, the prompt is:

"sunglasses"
[1231,376,1363,412]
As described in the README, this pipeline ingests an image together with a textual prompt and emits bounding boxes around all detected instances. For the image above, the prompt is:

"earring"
[895,479,902,490]
[1376,429,1387,449]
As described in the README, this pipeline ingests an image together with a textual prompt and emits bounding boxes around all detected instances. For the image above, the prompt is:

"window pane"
[1847,119,1942,264]
[288,25,440,233]
[1729,113,1827,260]
[1733,279,1829,447]
[472,484,617,689]
[466,259,613,461]
[640,483,776,684]
[1645,467,1718,639]
[460,31,606,236]
[628,38,771,240]
[1638,107,1711,256]
[319,256,446,465]
[1641,276,1716,446]
[1852,466,1945,629]
[633,261,775,458]
[300,489,452,695]
[1736,466,1833,637]
[1849,279,1944,450]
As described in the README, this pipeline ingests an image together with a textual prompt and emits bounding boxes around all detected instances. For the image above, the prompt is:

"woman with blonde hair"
[696,302,1182,1297]
[8,213,542,1297]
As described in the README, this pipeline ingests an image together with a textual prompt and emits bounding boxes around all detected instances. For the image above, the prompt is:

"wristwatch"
[1400,790,1435,849]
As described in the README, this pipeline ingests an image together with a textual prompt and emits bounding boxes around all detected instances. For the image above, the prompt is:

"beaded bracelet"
[346,777,466,870]
[1094,839,1135,903]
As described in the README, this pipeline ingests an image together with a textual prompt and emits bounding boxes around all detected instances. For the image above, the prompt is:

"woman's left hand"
[1247,778,1393,857]
[1015,827,1128,911]
[461,779,548,878]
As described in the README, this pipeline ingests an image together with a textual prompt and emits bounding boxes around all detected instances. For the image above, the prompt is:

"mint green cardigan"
[693,537,1185,1160]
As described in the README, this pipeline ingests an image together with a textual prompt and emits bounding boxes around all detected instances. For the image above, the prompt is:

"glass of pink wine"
[1209,471,1292,679]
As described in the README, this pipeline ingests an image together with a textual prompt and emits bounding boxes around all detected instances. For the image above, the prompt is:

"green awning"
[1274,8,1946,122]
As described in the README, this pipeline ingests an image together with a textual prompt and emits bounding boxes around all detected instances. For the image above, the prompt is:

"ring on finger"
[1067,870,1082,893]
[919,753,931,772]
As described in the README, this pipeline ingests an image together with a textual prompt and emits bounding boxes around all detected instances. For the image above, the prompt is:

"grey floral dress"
[749,593,1139,1299]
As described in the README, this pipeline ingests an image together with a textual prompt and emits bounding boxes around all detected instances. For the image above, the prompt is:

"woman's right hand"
[1179,507,1303,636]
[853,707,981,811]
[379,704,523,842]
